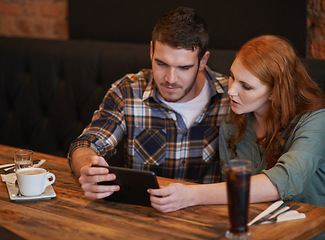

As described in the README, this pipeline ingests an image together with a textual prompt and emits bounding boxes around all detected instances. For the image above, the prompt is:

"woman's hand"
[148,183,195,212]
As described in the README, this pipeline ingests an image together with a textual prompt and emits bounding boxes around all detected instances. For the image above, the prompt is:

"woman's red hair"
[228,35,325,168]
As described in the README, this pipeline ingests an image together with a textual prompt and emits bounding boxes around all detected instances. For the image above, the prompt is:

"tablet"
[92,165,160,207]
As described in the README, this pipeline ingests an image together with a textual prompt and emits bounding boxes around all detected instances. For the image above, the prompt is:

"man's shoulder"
[205,65,226,77]
[112,69,153,88]
[205,66,227,84]
[204,66,228,95]
[121,69,152,82]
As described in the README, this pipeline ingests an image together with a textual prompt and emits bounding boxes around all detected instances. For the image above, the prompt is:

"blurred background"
[0,0,324,59]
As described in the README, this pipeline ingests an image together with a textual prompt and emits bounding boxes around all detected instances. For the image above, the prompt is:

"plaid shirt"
[69,67,229,183]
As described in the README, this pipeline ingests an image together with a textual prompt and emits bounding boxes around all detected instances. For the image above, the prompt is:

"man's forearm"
[70,147,98,178]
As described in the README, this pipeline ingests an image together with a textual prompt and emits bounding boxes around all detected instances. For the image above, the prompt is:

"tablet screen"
[92,165,160,207]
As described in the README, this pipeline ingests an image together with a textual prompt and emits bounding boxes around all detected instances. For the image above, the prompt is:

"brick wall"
[0,0,68,40]
[0,0,325,59]
[308,0,325,59]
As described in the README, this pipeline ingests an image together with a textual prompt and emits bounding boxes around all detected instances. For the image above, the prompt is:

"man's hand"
[71,147,120,199]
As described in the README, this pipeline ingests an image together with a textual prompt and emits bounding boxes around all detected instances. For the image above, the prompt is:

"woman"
[148,35,325,213]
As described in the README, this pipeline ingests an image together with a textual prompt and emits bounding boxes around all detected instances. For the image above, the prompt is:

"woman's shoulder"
[299,108,325,124]
[288,109,325,135]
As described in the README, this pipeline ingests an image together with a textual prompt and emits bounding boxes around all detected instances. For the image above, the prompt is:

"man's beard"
[160,69,199,103]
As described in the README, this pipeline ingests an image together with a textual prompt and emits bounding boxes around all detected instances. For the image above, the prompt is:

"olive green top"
[220,109,325,207]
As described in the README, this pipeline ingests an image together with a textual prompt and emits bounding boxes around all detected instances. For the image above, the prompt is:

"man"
[68,7,229,200]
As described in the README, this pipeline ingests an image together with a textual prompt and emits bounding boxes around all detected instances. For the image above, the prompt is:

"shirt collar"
[142,71,156,101]
[204,65,226,95]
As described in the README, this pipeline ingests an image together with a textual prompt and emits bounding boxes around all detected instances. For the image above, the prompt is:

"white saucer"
[6,182,56,201]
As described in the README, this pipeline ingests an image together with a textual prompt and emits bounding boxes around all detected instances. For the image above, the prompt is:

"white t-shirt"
[158,79,211,128]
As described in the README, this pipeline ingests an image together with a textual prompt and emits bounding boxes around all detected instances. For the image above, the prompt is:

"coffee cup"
[16,168,55,197]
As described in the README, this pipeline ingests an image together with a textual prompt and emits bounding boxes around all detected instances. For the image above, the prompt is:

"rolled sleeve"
[263,109,325,201]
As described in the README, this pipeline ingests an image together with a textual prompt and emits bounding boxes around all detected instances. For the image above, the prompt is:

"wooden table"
[0,144,324,240]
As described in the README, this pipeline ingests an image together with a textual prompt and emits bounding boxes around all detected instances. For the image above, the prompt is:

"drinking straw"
[220,132,232,168]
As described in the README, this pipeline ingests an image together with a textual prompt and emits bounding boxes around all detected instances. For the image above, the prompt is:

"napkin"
[248,200,306,226]
[0,159,46,184]
[1,173,16,184]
